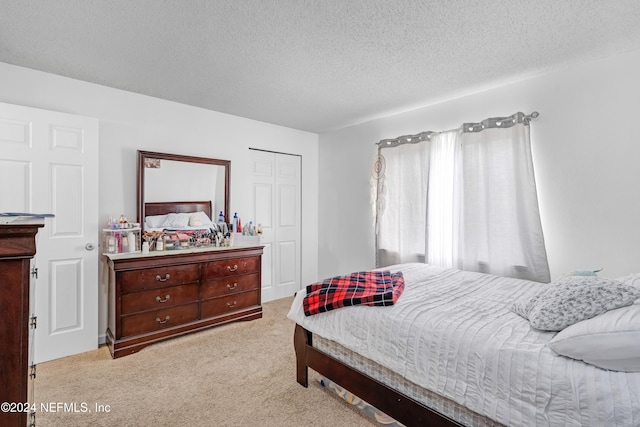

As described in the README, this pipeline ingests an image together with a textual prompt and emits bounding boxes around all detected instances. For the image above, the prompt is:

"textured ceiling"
[1,1,640,133]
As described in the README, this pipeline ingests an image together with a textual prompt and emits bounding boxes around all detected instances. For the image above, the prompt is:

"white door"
[250,150,301,301]
[0,101,99,363]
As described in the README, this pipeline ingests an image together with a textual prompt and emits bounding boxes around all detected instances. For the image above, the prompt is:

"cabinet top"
[0,222,44,258]
[103,245,264,266]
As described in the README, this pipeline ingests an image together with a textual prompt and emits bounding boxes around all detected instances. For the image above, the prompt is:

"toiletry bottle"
[237,217,242,234]
[107,236,116,253]
[127,232,136,252]
[233,212,238,233]
[218,211,225,223]
[122,233,129,252]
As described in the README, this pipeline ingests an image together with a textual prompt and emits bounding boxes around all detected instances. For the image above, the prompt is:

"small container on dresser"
[103,227,141,254]
[105,245,263,358]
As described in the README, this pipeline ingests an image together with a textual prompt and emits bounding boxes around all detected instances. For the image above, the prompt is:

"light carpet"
[33,296,377,426]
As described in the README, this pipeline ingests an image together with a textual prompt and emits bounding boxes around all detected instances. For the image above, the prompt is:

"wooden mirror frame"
[136,150,230,233]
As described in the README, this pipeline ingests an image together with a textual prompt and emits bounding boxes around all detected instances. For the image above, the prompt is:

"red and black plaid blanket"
[303,270,405,316]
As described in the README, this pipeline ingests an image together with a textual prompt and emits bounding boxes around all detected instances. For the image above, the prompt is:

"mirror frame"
[136,150,230,232]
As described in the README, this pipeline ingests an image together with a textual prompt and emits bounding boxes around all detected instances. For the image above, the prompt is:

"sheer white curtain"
[425,130,460,268]
[456,123,550,282]
[374,113,550,283]
[374,140,430,267]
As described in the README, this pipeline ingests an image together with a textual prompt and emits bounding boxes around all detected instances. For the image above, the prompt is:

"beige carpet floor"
[34,296,378,426]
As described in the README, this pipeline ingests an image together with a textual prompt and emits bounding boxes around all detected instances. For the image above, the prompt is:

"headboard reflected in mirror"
[137,151,230,234]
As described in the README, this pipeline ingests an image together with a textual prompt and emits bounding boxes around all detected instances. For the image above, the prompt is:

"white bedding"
[145,226,214,232]
[287,263,640,426]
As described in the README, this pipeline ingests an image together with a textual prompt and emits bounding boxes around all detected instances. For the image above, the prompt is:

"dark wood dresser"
[106,245,263,358]
[0,223,43,427]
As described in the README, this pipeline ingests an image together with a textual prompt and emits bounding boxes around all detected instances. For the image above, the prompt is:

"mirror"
[137,150,230,233]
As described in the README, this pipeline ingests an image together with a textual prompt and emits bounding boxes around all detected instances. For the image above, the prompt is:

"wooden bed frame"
[294,324,462,427]
[144,200,212,219]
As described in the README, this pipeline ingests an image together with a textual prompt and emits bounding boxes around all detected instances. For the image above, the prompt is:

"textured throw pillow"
[528,276,640,331]
[548,304,640,372]
[161,213,190,229]
[145,214,168,228]
[511,286,550,320]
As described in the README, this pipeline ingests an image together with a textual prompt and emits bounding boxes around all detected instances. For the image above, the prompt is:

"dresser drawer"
[201,273,260,299]
[121,284,199,315]
[202,256,260,279]
[201,291,260,319]
[120,303,199,337]
[120,264,199,293]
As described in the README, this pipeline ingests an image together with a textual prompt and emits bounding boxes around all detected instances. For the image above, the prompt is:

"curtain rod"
[376,111,539,148]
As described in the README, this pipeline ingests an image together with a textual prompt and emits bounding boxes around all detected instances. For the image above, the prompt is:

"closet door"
[0,101,99,363]
[250,150,301,301]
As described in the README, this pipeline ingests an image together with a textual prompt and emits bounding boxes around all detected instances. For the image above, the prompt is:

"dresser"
[105,245,263,358]
[0,222,43,427]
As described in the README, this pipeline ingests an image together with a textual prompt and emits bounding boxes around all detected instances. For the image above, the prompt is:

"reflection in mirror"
[144,161,224,207]
[137,151,230,233]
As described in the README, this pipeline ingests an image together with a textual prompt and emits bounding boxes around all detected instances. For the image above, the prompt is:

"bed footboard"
[293,324,462,427]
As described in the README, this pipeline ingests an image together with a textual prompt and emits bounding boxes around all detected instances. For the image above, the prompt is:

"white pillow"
[188,211,213,228]
[145,214,168,228]
[161,213,190,229]
[548,304,640,372]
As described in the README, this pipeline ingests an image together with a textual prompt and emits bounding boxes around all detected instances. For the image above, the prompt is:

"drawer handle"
[226,283,238,290]
[156,274,171,282]
[156,315,170,324]
[227,264,238,272]
[156,294,171,303]
[226,301,237,309]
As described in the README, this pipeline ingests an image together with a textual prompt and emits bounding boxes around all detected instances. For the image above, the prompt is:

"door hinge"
[31,267,38,279]
[30,315,37,329]
[30,364,37,379]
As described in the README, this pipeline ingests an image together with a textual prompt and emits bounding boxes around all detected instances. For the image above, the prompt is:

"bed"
[145,200,212,219]
[288,263,640,426]
[144,200,215,231]
[142,200,222,248]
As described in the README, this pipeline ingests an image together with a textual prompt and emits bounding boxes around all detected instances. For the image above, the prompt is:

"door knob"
[85,243,95,251]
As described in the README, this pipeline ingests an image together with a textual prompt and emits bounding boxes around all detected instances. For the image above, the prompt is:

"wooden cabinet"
[0,223,43,427]
[106,246,263,358]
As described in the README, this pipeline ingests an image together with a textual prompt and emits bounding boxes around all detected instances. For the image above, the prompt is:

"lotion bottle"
[122,233,129,252]
[107,236,116,253]
[127,232,136,252]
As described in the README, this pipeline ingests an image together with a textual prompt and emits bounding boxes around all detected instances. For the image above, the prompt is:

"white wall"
[318,49,640,281]
[0,62,319,342]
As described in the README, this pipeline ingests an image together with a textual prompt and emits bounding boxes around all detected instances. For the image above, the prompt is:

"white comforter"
[287,263,640,426]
